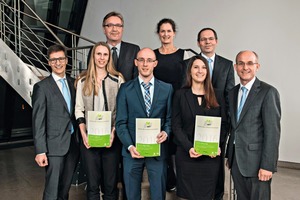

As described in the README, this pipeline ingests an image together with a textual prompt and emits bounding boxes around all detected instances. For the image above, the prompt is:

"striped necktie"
[141,82,152,117]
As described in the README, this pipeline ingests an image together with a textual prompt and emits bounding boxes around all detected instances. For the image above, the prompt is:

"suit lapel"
[212,55,221,85]
[237,78,261,125]
[230,85,239,127]
[48,75,70,114]
[150,78,160,117]
[133,78,148,116]
[118,41,126,69]
[66,77,75,114]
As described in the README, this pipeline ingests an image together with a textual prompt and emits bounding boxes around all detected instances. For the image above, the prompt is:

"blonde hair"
[80,41,124,96]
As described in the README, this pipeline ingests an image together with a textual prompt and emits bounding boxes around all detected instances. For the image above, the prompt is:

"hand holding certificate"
[87,111,112,147]
[136,118,161,157]
[194,115,221,156]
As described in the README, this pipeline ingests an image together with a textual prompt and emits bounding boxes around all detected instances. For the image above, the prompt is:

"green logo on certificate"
[136,118,161,157]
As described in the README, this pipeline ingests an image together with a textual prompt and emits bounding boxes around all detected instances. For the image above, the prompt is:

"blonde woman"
[75,41,124,199]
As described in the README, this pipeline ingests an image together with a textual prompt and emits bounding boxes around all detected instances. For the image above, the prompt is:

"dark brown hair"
[184,55,219,109]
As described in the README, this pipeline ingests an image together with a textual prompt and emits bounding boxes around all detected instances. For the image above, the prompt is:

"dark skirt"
[175,146,220,200]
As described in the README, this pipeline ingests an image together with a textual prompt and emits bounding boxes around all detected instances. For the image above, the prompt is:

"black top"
[154,48,185,90]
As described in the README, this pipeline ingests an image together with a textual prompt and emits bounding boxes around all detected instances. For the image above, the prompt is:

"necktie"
[59,78,73,133]
[112,47,118,68]
[237,86,248,121]
[141,82,152,117]
[207,58,213,78]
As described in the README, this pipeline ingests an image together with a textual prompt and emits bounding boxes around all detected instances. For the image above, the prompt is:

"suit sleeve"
[260,87,281,172]
[216,90,229,146]
[116,84,134,149]
[75,79,86,124]
[32,84,48,154]
[132,46,140,79]
[172,91,193,152]
[162,85,173,136]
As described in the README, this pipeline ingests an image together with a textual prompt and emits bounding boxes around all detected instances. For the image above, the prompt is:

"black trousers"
[80,138,121,200]
[231,152,271,200]
[43,134,80,200]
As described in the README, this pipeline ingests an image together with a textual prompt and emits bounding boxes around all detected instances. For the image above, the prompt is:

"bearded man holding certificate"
[172,55,228,200]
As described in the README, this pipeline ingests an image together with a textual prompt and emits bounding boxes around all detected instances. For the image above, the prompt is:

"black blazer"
[116,41,140,81]
[172,88,228,153]
[32,75,77,156]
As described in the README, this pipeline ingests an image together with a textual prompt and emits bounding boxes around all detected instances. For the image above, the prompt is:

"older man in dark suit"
[102,11,140,81]
[116,48,173,200]
[32,44,79,200]
[226,50,281,200]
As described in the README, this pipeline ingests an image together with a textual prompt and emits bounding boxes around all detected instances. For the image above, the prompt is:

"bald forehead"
[236,51,258,62]
[137,48,156,59]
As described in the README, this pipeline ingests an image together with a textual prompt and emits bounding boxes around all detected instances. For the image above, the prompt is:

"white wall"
[79,0,300,163]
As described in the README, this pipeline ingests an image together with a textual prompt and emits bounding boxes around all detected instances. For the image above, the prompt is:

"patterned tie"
[59,78,74,133]
[207,58,213,78]
[111,47,118,68]
[237,86,248,121]
[141,82,152,117]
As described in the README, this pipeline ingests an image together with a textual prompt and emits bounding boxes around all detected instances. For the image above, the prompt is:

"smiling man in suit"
[116,48,173,200]
[32,44,79,200]
[102,11,140,81]
[226,50,281,200]
[196,27,235,200]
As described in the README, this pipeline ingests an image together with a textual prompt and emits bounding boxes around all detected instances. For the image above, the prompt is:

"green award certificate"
[87,111,111,147]
[136,118,161,157]
[194,115,221,156]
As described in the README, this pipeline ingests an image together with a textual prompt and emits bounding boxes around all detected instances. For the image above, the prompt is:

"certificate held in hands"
[87,111,111,147]
[136,118,161,157]
[194,115,221,156]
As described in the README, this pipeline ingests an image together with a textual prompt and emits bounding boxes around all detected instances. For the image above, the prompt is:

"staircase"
[0,0,95,107]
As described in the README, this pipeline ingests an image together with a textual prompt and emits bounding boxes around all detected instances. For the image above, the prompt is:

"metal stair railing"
[0,0,96,107]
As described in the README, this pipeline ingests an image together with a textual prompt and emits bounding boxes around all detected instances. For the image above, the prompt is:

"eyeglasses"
[136,58,156,63]
[237,61,258,67]
[49,57,66,64]
[103,23,123,28]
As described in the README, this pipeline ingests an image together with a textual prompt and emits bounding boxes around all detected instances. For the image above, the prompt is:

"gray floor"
[0,146,299,200]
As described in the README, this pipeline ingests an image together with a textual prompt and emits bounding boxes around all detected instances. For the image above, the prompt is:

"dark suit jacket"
[32,75,77,156]
[226,78,281,177]
[116,41,140,81]
[116,77,173,160]
[172,88,228,153]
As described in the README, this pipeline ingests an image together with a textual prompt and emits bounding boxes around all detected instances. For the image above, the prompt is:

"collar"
[108,42,121,51]
[240,77,256,91]
[138,76,155,86]
[201,53,216,62]
[52,72,66,82]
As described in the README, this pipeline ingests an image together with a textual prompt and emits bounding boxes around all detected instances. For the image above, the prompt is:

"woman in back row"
[153,18,189,191]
